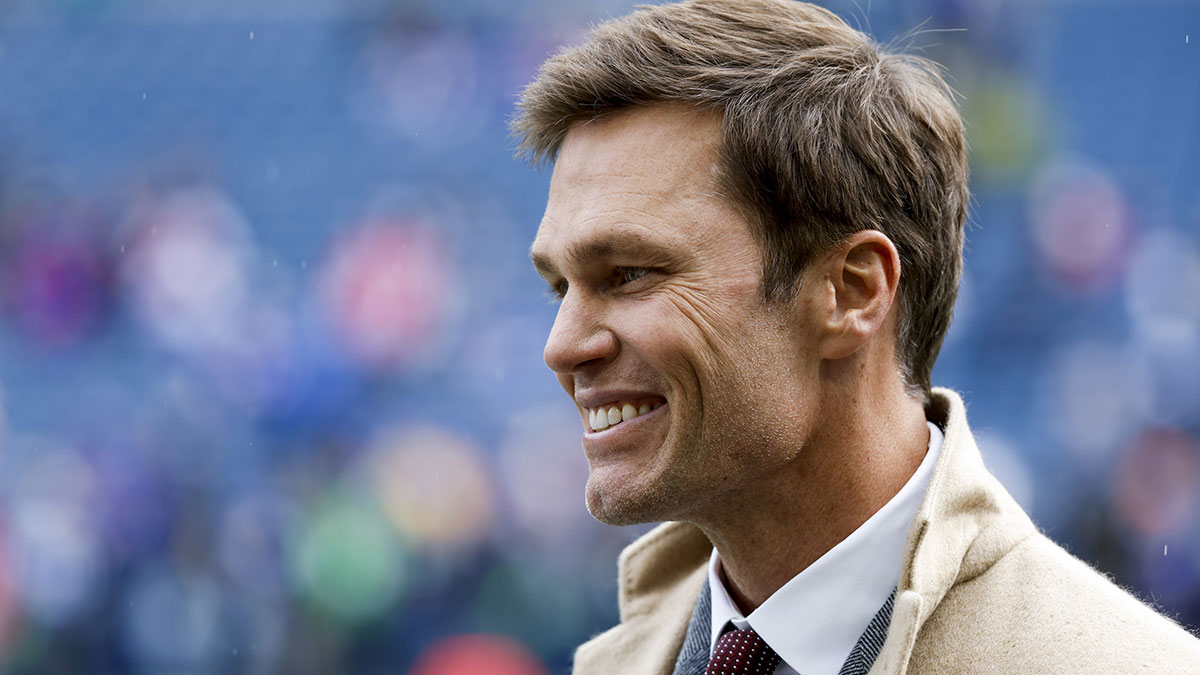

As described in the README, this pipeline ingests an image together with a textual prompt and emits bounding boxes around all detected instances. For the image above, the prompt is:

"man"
[515,1,1200,673]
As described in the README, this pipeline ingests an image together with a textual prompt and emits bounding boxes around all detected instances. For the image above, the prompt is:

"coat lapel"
[837,590,895,675]
[869,389,1035,674]
[672,582,712,675]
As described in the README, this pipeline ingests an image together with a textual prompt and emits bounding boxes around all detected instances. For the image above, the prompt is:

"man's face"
[530,106,821,525]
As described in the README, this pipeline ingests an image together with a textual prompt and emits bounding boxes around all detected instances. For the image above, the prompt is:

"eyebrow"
[530,232,682,280]
[529,247,562,280]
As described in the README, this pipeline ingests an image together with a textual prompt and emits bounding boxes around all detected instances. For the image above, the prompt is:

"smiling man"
[515,1,1200,674]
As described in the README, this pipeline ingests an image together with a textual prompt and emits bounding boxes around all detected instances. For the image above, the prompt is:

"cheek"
[615,285,767,383]
[671,285,773,363]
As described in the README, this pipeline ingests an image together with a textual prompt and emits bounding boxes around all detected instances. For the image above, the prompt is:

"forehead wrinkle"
[564,166,720,210]
[556,105,722,183]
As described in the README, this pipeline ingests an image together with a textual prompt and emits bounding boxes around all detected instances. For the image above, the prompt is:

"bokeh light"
[1125,228,1200,341]
[352,26,490,148]
[363,426,495,553]
[5,440,103,629]
[0,226,111,347]
[218,491,296,599]
[1043,341,1154,460]
[497,404,590,542]
[118,188,256,356]
[411,634,547,675]
[121,563,229,672]
[318,220,459,371]
[1124,228,1200,425]
[292,491,407,624]
[963,69,1046,183]
[1113,428,1200,537]
[1028,159,1134,290]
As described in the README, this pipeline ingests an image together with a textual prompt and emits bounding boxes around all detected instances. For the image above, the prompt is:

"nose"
[543,291,618,375]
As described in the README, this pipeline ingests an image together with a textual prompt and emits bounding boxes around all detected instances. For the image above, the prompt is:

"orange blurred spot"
[365,426,495,552]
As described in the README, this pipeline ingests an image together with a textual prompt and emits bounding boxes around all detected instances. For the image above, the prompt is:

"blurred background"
[0,0,1195,672]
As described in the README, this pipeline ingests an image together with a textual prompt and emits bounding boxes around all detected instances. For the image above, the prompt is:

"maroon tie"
[705,626,782,675]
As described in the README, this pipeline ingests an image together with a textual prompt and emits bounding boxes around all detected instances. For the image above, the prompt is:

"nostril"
[575,356,607,370]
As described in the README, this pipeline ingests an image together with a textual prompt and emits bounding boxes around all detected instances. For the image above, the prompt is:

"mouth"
[583,396,667,434]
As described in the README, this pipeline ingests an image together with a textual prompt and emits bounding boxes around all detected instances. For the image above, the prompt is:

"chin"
[584,471,678,526]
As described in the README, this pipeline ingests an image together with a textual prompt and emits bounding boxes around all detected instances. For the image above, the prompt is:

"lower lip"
[582,403,668,444]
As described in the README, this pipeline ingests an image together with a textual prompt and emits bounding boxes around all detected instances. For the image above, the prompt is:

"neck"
[696,375,930,614]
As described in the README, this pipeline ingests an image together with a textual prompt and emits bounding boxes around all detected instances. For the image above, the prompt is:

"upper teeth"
[587,401,656,431]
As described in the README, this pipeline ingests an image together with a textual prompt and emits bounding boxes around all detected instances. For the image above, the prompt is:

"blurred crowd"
[0,0,1195,672]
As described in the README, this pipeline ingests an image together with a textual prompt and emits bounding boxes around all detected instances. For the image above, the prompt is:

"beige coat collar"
[573,388,1035,674]
[869,389,1034,673]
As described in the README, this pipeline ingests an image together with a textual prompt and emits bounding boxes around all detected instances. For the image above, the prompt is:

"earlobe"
[818,231,901,360]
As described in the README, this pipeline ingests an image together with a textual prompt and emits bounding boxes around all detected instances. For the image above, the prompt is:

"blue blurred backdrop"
[0,0,1196,672]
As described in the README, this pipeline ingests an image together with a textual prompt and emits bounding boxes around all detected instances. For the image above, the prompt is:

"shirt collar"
[707,422,944,675]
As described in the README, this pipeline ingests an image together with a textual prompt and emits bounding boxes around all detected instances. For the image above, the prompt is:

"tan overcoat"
[573,389,1200,674]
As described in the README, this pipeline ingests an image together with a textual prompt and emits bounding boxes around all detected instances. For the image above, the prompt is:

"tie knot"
[706,626,781,675]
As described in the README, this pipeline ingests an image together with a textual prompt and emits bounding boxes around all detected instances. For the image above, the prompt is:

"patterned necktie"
[705,626,782,675]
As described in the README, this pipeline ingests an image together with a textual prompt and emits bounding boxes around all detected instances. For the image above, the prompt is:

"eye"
[616,267,649,285]
[544,279,568,303]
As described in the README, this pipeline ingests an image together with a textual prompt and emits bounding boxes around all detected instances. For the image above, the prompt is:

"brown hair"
[512,0,969,400]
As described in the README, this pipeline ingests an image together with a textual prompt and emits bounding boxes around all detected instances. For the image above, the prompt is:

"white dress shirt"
[707,422,944,675]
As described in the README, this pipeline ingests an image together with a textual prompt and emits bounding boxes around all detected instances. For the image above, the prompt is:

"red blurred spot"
[1114,428,1200,536]
[411,634,546,675]
[320,221,453,368]
[1030,162,1134,291]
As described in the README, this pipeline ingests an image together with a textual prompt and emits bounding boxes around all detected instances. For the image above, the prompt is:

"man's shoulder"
[909,530,1200,673]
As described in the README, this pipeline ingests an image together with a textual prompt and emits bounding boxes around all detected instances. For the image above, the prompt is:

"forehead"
[531,106,747,270]
[552,105,723,200]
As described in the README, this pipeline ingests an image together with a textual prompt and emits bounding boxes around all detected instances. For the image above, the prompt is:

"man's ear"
[815,230,902,361]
